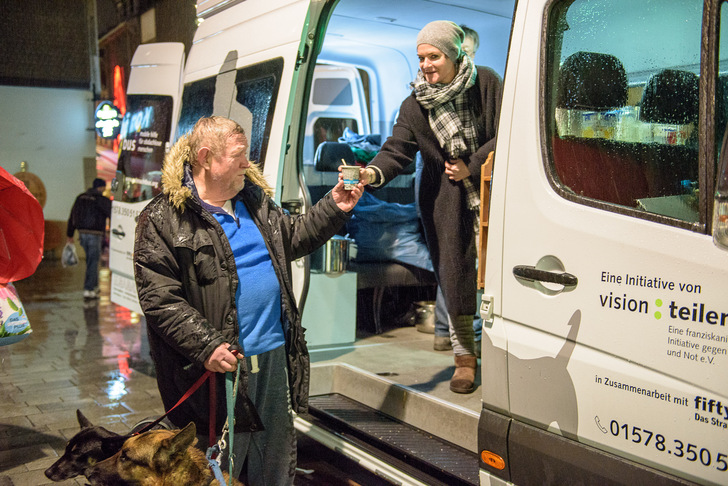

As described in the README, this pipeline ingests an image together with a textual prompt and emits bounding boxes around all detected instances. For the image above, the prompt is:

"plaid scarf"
[413,56,480,229]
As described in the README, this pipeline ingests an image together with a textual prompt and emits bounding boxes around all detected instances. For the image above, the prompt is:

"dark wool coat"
[134,160,350,434]
[368,66,502,321]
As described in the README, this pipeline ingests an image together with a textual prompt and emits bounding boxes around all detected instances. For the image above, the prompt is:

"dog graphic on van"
[484,310,581,441]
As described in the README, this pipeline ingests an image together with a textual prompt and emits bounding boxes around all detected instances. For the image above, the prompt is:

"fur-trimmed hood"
[160,134,273,211]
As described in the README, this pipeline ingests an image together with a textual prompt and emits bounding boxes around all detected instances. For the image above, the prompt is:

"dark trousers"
[215,345,296,486]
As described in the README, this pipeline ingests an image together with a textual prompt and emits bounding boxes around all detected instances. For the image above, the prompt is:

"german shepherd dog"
[45,409,173,482]
[44,410,124,481]
[87,422,244,486]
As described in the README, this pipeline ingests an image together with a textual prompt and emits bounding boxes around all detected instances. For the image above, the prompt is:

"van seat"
[552,51,649,206]
[556,51,627,110]
[639,69,698,125]
[638,69,699,197]
[551,137,649,206]
[308,145,434,333]
[314,142,357,172]
[716,75,728,150]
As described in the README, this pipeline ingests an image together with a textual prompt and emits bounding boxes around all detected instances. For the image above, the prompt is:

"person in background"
[133,116,363,485]
[460,24,480,60]
[361,21,502,394]
[66,178,111,299]
[432,23,484,355]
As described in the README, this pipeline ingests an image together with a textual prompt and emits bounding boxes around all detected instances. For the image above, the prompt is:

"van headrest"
[556,51,627,110]
[716,75,728,140]
[314,142,356,172]
[639,69,699,124]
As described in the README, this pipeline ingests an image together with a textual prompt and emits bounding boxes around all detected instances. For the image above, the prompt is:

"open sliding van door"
[177,0,330,308]
[481,0,728,484]
[109,43,185,313]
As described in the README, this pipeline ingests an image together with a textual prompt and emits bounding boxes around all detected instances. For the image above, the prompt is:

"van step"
[307,393,478,486]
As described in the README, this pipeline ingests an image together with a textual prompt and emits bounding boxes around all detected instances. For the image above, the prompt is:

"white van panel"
[302,64,370,169]
[182,0,310,193]
[318,47,413,138]
[485,1,728,484]
[188,0,308,74]
[109,43,185,314]
[196,0,244,18]
[127,43,186,91]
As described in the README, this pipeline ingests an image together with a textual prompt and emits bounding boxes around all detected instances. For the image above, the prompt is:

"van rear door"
[483,0,728,484]
[179,0,319,187]
[109,43,185,313]
[176,0,328,306]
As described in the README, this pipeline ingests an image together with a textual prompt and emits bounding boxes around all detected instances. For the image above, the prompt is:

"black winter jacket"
[133,162,350,434]
[66,188,111,237]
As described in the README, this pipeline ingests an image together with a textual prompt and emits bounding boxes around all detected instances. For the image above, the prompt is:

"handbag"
[0,283,31,346]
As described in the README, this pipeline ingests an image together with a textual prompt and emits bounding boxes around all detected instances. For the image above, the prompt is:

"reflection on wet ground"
[0,258,480,486]
[0,260,163,486]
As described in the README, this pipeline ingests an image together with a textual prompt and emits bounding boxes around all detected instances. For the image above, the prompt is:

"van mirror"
[713,127,728,250]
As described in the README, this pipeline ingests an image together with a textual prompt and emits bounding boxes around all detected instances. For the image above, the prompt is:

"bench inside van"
[307,141,435,333]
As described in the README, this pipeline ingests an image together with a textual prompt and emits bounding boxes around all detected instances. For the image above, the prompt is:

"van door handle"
[513,265,578,290]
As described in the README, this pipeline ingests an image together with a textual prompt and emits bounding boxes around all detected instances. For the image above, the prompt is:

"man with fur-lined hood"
[133,116,364,485]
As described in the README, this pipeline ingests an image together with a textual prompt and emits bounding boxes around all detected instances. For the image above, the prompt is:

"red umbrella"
[0,166,45,283]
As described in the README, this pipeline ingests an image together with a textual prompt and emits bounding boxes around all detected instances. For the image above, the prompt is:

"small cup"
[341,165,360,190]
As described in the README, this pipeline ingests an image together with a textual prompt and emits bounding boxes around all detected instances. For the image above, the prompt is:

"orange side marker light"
[481,450,506,470]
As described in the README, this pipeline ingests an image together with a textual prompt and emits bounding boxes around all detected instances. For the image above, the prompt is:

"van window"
[176,57,284,169]
[717,1,728,162]
[117,94,173,203]
[313,117,358,153]
[545,0,702,224]
[313,78,353,105]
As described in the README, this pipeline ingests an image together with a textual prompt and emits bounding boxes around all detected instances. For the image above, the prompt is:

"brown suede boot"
[450,355,477,394]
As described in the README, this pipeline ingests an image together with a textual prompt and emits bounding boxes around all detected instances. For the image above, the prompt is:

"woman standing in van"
[361,21,501,393]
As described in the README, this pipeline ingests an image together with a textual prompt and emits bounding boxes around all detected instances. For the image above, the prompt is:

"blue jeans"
[79,233,102,291]
[434,286,482,341]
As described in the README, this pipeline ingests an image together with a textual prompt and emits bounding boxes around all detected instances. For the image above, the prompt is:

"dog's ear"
[77,409,93,429]
[100,435,130,457]
[169,423,197,452]
[155,423,197,466]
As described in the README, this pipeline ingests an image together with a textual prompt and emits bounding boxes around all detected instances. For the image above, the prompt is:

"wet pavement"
[0,254,480,485]
[0,259,163,486]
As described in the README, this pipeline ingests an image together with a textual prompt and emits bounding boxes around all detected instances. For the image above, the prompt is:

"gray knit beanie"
[416,21,464,62]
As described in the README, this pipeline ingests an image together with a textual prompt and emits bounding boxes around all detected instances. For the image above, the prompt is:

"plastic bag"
[0,283,31,346]
[61,242,79,268]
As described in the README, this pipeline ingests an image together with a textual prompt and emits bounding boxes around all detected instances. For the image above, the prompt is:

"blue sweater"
[213,199,284,356]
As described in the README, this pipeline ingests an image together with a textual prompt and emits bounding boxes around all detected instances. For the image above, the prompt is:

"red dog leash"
[133,369,214,436]
[135,349,241,446]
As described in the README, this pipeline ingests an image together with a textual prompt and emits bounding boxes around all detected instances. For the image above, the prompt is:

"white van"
[110,0,728,484]
[109,43,184,314]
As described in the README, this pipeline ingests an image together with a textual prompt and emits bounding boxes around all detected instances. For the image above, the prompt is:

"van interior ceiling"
[317,0,515,129]
[299,0,515,204]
